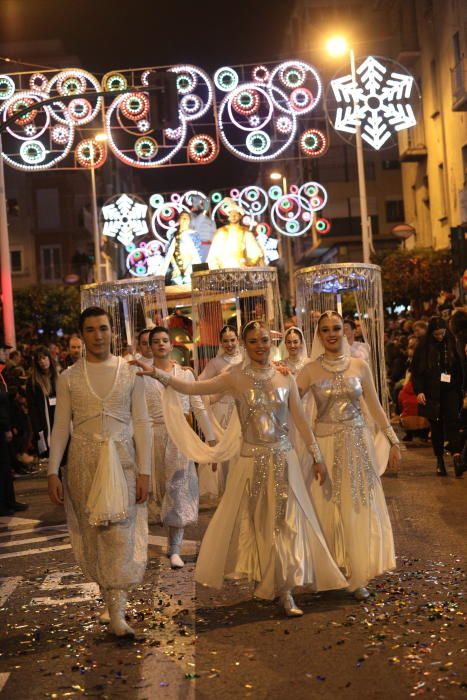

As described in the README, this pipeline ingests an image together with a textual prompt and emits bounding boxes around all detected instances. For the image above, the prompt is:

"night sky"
[0,0,294,192]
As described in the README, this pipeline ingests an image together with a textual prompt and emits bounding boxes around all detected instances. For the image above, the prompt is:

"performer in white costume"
[136,321,347,617]
[207,199,265,270]
[144,326,216,569]
[343,318,371,362]
[198,325,243,501]
[165,211,201,285]
[48,307,152,637]
[296,311,401,600]
[277,326,309,376]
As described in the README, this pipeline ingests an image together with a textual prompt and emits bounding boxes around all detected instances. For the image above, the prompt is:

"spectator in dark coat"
[26,346,58,457]
[411,317,464,477]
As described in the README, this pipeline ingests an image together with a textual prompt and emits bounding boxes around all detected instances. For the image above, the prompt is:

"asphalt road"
[0,443,465,699]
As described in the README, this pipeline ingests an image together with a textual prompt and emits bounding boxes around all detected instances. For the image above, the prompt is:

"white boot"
[107,589,135,637]
[279,590,303,617]
[170,553,184,569]
[168,526,184,569]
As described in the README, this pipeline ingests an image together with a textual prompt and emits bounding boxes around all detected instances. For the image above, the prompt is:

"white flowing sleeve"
[162,385,240,464]
[131,375,152,475]
[48,371,72,475]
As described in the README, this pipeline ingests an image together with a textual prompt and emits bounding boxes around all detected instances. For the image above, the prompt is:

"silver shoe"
[280,591,303,617]
[352,587,370,601]
[107,590,135,637]
[170,553,184,569]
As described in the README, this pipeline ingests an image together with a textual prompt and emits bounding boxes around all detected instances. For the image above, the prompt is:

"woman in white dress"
[296,311,401,600]
[197,325,243,501]
[136,321,347,616]
[277,326,309,376]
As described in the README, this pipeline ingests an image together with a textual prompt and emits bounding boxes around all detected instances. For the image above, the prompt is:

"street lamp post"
[0,132,16,346]
[327,37,371,263]
[90,133,107,284]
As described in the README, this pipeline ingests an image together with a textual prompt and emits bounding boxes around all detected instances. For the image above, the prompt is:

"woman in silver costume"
[135,321,347,616]
[277,326,309,376]
[198,325,243,501]
[297,311,401,600]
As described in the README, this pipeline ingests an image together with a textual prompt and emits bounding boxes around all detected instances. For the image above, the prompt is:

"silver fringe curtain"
[191,267,284,374]
[295,263,389,413]
[80,276,168,356]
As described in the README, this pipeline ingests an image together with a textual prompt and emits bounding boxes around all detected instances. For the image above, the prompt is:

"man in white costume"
[207,199,265,270]
[48,307,152,638]
[143,326,216,569]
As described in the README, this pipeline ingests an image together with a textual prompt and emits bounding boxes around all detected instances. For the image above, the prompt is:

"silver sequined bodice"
[312,375,364,427]
[235,385,289,446]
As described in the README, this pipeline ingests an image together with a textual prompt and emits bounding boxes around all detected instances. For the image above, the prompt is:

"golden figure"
[207,199,265,270]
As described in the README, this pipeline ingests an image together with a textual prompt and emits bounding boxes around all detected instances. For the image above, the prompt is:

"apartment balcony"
[398,123,427,162]
[452,57,467,111]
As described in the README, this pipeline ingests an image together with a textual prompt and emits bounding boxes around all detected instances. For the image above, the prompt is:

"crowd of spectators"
[0,334,82,515]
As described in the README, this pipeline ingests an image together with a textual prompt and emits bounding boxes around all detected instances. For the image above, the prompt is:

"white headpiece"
[222,197,245,216]
[279,326,308,362]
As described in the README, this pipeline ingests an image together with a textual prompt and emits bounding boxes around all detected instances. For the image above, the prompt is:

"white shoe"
[99,605,110,624]
[280,591,303,617]
[352,587,370,601]
[170,553,184,569]
[107,590,135,637]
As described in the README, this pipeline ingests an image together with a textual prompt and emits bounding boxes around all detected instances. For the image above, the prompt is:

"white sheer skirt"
[195,447,347,600]
[310,425,395,590]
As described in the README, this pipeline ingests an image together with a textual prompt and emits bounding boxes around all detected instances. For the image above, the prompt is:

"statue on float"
[207,198,265,270]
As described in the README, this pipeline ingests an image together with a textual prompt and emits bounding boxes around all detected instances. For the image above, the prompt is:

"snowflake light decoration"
[330,56,417,151]
[101,194,148,246]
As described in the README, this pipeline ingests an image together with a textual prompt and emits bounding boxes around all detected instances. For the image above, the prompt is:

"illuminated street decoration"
[217,60,322,162]
[101,194,149,246]
[0,58,327,170]
[101,181,330,278]
[330,56,417,151]
[299,128,328,156]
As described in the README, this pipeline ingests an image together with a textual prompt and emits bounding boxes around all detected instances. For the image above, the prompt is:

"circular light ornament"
[20,140,46,164]
[8,97,38,125]
[290,87,314,113]
[56,72,86,96]
[68,98,93,122]
[300,128,327,156]
[211,191,222,204]
[120,92,149,121]
[51,124,70,144]
[136,119,150,132]
[245,130,271,155]
[276,115,293,134]
[252,65,270,83]
[135,136,158,160]
[239,186,269,217]
[256,222,271,236]
[268,185,283,200]
[0,75,16,100]
[29,73,48,91]
[232,89,260,116]
[149,194,165,208]
[279,63,306,88]
[103,72,128,92]
[75,138,106,168]
[181,93,203,116]
[174,70,197,95]
[315,217,331,235]
[214,67,239,92]
[187,134,217,164]
[271,193,313,237]
[299,181,328,211]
